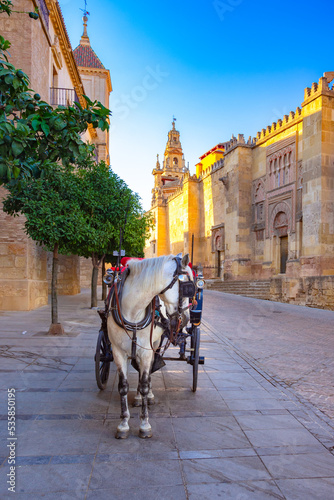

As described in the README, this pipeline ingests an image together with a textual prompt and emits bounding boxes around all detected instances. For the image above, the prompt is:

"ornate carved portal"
[269,201,292,237]
[211,225,224,278]
[273,211,288,237]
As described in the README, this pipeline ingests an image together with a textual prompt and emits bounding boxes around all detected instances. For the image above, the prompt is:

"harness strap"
[111,268,152,332]
[160,275,178,295]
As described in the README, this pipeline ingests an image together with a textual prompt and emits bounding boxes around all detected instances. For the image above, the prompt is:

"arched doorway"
[274,212,288,273]
[215,234,222,277]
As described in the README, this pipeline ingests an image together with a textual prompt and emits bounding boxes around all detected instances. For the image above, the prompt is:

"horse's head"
[159,253,195,333]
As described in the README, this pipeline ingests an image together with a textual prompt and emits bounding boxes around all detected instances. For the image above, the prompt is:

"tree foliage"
[76,162,153,260]
[3,160,153,262]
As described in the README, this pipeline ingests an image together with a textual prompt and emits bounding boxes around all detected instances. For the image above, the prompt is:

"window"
[267,143,295,190]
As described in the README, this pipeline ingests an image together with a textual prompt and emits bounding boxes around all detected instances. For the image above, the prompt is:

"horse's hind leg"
[138,370,152,438]
[115,356,130,439]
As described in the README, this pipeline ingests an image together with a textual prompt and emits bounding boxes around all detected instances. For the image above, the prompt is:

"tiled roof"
[73,44,105,69]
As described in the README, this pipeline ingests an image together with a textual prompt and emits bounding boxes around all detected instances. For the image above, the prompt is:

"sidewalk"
[0,289,334,499]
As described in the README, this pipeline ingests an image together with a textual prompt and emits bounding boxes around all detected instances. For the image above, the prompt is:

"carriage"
[94,254,205,438]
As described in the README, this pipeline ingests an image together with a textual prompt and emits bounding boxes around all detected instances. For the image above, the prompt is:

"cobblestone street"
[0,289,334,499]
[203,291,334,421]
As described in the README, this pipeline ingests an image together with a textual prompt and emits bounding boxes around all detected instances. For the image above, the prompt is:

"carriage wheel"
[191,326,200,392]
[95,330,112,390]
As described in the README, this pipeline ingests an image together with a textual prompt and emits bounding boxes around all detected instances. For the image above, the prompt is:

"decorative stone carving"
[211,225,225,252]
[274,211,288,237]
[51,35,63,69]
[266,136,296,192]
[269,201,292,236]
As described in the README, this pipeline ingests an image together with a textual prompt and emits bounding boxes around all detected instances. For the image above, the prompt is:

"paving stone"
[86,485,187,500]
[276,478,334,500]
[1,289,334,498]
[182,456,272,483]
[89,459,184,489]
[244,428,322,448]
[260,452,334,479]
[235,413,305,431]
[225,398,285,411]
[203,291,334,420]
[187,480,285,499]
[172,416,251,451]
[0,463,93,495]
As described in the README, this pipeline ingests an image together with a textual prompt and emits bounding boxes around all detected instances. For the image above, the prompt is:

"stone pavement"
[0,289,333,499]
[203,291,334,421]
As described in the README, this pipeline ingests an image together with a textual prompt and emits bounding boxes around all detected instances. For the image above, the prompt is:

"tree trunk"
[91,253,105,308]
[101,256,107,301]
[51,243,59,324]
[91,254,99,308]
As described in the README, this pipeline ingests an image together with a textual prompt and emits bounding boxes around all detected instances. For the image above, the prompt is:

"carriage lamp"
[103,274,113,285]
[196,278,205,289]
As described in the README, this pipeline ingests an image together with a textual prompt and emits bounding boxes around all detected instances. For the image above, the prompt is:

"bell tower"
[151,119,189,206]
[164,118,184,171]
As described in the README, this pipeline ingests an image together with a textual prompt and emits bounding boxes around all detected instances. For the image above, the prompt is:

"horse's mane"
[126,255,176,293]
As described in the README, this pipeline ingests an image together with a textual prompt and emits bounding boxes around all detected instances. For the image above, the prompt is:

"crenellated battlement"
[198,158,224,180]
[303,76,334,101]
[254,107,303,143]
[252,76,334,145]
[224,134,254,154]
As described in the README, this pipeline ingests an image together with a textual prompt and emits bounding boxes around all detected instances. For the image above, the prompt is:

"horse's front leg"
[138,370,152,438]
[115,356,130,439]
[134,377,154,407]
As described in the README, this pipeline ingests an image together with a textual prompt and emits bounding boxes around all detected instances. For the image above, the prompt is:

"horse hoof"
[139,428,153,439]
[115,428,129,439]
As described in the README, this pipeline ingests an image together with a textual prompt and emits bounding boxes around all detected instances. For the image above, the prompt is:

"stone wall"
[0,0,51,101]
[79,257,103,289]
[270,276,334,311]
[47,253,80,295]
[0,188,48,311]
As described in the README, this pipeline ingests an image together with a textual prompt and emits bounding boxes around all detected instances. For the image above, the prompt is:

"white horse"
[107,253,192,439]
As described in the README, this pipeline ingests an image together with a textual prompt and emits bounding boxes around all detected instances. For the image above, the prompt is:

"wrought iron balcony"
[50,87,79,107]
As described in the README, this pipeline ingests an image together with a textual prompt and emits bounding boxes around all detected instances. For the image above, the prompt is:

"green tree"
[3,161,153,327]
[3,163,92,330]
[76,163,153,307]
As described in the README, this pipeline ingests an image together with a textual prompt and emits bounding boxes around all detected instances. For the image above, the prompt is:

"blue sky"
[59,0,334,210]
